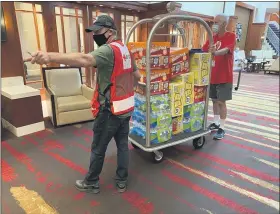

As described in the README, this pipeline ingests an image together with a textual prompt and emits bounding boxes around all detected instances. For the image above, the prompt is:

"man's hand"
[209,45,216,55]
[24,51,50,65]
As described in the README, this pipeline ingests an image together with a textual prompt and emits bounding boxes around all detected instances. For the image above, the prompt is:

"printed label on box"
[194,86,207,103]
[140,69,170,83]
[127,42,171,69]
[190,53,211,86]
[135,81,169,96]
[170,48,189,78]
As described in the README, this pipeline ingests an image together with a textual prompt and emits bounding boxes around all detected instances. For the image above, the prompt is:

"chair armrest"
[82,84,94,100]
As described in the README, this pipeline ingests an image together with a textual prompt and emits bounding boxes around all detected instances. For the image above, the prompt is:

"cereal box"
[139,69,170,83]
[169,82,184,117]
[194,86,207,103]
[170,48,189,78]
[190,53,211,86]
[135,81,169,96]
[172,116,183,135]
[173,72,194,105]
[127,42,170,69]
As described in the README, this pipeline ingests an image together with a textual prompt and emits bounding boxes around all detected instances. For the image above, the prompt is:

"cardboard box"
[127,42,171,69]
[135,81,169,96]
[170,48,189,78]
[183,102,205,118]
[194,86,207,103]
[172,116,183,135]
[139,69,170,83]
[169,82,184,117]
[173,72,194,105]
[190,53,211,86]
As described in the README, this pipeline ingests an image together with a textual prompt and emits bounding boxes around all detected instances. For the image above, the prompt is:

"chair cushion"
[57,95,91,113]
[46,68,82,97]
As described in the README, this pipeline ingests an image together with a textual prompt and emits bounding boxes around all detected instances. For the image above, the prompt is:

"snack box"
[190,52,211,86]
[170,48,189,78]
[172,116,183,135]
[169,82,184,117]
[194,86,207,103]
[127,42,171,69]
[173,72,194,105]
[135,81,169,96]
[139,69,170,83]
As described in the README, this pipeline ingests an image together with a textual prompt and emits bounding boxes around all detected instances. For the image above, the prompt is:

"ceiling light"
[99,5,103,7]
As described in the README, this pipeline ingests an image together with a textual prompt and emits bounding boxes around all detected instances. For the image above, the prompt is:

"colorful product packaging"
[172,116,183,135]
[173,72,194,106]
[127,42,171,70]
[135,81,169,96]
[169,82,184,117]
[190,52,211,86]
[183,102,205,118]
[190,116,204,132]
[170,48,189,78]
[194,86,207,103]
[139,69,170,83]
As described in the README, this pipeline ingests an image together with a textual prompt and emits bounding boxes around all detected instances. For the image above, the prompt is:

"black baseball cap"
[85,15,117,33]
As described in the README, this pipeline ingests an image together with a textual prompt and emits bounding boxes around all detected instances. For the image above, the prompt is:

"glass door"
[15,2,46,89]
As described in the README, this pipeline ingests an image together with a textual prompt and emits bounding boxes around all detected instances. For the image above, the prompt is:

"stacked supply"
[130,94,172,144]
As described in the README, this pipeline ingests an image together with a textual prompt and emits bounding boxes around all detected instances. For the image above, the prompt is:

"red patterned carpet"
[1,71,279,214]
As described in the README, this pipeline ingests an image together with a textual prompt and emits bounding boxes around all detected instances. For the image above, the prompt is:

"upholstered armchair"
[42,67,94,127]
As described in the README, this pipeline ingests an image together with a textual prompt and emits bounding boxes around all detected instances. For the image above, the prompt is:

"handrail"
[267,27,279,54]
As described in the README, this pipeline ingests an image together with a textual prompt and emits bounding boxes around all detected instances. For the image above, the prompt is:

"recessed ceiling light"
[128,8,132,10]
[111,6,115,8]
[99,5,103,7]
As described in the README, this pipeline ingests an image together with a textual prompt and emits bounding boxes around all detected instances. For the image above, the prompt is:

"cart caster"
[131,142,140,149]
[193,136,205,149]
[234,87,238,91]
[152,151,164,163]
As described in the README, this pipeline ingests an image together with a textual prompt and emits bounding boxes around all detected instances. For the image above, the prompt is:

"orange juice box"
[169,82,184,117]
[190,53,211,86]
[127,42,171,69]
[173,72,194,106]
[170,48,189,78]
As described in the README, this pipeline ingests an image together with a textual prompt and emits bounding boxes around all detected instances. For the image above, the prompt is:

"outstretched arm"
[24,51,96,68]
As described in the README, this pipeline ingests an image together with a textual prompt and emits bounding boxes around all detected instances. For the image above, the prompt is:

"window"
[121,15,139,43]
[55,6,86,82]
[15,2,46,89]
[92,11,114,50]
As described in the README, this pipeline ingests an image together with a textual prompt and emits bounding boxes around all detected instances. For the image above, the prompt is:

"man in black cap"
[25,15,141,194]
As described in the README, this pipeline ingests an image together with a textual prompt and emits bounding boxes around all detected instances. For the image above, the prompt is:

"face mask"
[93,30,109,47]
[212,24,220,34]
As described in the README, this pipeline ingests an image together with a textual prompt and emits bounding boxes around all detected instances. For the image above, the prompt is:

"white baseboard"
[2,119,45,137]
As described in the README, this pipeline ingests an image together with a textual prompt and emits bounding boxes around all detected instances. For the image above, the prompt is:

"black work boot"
[116,182,127,193]
[75,180,100,194]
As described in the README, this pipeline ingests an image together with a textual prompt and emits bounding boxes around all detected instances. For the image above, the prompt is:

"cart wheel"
[193,136,205,149]
[234,87,238,91]
[152,151,164,163]
[131,142,140,149]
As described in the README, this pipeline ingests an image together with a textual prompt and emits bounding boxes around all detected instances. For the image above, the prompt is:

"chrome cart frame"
[125,4,214,163]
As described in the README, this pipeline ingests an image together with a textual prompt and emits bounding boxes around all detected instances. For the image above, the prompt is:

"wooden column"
[1,2,25,78]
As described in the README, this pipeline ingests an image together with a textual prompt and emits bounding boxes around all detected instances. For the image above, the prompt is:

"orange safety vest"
[91,40,134,118]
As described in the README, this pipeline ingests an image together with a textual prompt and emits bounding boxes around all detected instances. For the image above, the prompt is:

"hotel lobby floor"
[2,72,279,214]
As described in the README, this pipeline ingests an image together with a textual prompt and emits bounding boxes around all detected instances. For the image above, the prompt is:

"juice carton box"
[173,72,194,105]
[172,116,183,135]
[127,42,171,69]
[169,82,184,117]
[139,69,170,83]
[194,86,207,103]
[170,48,189,78]
[135,81,169,96]
[190,53,211,86]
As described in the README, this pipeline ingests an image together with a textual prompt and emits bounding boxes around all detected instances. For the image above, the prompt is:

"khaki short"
[210,83,233,101]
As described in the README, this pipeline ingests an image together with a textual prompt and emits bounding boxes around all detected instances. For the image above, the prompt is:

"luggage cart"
[125,3,214,163]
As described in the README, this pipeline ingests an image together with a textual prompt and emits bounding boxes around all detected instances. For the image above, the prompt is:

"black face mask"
[93,30,109,47]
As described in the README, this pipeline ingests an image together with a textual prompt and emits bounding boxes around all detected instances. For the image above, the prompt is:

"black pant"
[85,110,130,185]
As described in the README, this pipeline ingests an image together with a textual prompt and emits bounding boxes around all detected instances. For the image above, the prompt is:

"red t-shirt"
[202,32,236,84]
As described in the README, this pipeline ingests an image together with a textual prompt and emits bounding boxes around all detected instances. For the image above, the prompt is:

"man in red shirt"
[202,14,236,140]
